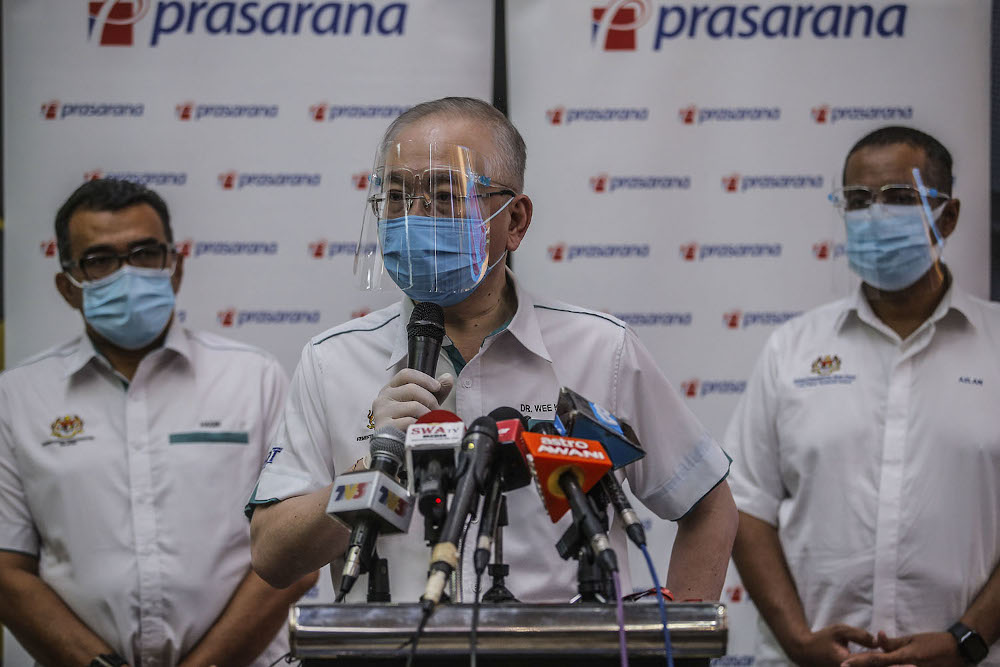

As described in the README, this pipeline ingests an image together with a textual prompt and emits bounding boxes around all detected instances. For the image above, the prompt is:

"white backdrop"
[2,0,992,665]
[3,0,492,664]
[506,0,990,662]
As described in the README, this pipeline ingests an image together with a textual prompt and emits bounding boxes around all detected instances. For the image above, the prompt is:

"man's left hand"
[840,630,964,667]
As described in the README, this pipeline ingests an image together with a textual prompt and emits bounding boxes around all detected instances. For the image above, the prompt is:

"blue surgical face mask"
[844,203,945,292]
[378,196,513,307]
[74,265,176,350]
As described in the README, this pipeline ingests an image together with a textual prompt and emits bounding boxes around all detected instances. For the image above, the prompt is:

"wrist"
[948,621,989,665]
[89,653,128,667]
[782,626,814,661]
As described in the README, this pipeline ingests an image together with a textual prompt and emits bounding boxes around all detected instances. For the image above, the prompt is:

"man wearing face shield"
[726,126,1000,667]
[0,179,317,667]
[248,97,737,604]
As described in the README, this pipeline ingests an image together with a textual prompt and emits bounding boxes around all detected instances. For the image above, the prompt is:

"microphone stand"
[557,484,615,604]
[482,496,518,603]
[367,549,392,602]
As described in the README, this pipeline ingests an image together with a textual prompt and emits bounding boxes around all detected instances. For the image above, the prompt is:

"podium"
[290,602,727,666]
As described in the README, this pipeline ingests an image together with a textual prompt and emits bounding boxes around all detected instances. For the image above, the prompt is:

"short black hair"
[843,125,953,195]
[55,178,172,268]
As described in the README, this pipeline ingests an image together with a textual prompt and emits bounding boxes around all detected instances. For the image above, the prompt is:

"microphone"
[554,386,644,469]
[405,410,464,545]
[423,416,499,608]
[327,426,413,599]
[517,422,618,574]
[473,407,532,574]
[407,302,445,378]
[555,389,647,547]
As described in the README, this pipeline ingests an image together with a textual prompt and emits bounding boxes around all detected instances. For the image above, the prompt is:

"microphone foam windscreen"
[407,302,445,339]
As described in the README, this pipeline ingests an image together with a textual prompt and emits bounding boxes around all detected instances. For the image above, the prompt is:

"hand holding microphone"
[372,303,453,432]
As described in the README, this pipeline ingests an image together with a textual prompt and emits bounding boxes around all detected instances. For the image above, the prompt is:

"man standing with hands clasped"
[727,126,1000,667]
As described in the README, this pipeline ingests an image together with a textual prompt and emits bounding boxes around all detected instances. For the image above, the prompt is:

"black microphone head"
[488,406,529,429]
[530,421,559,436]
[407,302,445,340]
[467,415,499,442]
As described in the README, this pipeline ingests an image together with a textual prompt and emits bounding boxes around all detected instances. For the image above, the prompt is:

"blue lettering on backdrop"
[151,1,407,45]
[653,3,906,48]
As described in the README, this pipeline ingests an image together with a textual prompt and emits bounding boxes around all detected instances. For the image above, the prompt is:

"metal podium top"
[290,602,727,659]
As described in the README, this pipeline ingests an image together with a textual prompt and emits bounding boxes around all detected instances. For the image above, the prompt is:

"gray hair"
[381,97,527,192]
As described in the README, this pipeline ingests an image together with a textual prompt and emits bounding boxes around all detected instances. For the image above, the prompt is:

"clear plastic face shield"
[354,140,516,307]
[828,166,949,299]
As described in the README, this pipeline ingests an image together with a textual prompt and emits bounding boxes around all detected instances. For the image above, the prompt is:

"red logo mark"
[40,239,58,257]
[726,586,745,603]
[723,310,742,329]
[41,101,60,120]
[309,103,328,122]
[680,379,699,398]
[721,174,740,193]
[678,105,696,125]
[811,105,829,124]
[217,309,236,327]
[88,0,149,47]
[679,243,698,261]
[176,101,194,121]
[352,172,370,190]
[813,240,832,260]
[218,171,237,190]
[546,106,565,125]
[175,239,193,258]
[83,169,104,181]
[590,174,609,193]
[591,0,652,51]
[308,240,327,259]
[548,244,566,262]
[351,308,371,319]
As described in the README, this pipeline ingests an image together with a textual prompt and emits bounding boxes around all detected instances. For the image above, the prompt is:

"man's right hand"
[372,369,454,431]
[787,624,877,667]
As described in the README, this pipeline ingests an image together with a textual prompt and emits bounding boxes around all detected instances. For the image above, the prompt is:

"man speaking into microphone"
[247,97,737,603]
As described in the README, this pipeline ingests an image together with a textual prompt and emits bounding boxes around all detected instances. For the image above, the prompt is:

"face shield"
[829,167,948,296]
[354,140,516,307]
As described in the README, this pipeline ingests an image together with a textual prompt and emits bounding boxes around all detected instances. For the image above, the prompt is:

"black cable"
[471,571,483,667]
[405,605,433,667]
[266,653,301,667]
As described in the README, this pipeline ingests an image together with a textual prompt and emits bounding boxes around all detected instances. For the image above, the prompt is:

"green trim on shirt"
[533,304,625,329]
[168,431,249,444]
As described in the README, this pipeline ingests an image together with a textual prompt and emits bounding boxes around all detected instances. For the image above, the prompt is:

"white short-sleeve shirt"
[0,325,290,667]
[250,269,731,602]
[727,281,1000,666]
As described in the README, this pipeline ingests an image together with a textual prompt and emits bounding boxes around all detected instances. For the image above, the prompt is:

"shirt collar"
[834,268,973,336]
[384,267,553,371]
[62,321,190,378]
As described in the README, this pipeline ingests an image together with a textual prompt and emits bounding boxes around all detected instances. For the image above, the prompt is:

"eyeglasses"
[64,242,175,281]
[829,184,949,212]
[367,168,516,219]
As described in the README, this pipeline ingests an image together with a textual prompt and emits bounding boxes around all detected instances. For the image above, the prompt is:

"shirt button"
[462,379,473,388]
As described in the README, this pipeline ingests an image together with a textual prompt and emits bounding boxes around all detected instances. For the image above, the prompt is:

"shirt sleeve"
[724,331,784,526]
[0,377,40,556]
[246,341,335,517]
[614,326,732,521]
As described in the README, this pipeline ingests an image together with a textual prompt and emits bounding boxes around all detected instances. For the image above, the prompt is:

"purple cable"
[612,570,629,667]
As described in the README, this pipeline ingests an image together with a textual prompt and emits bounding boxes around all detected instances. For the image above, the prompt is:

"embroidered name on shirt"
[264,446,282,464]
[958,376,984,386]
[199,420,222,428]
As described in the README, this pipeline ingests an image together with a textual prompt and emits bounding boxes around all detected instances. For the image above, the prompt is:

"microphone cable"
[612,569,629,667]
[639,543,674,667]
